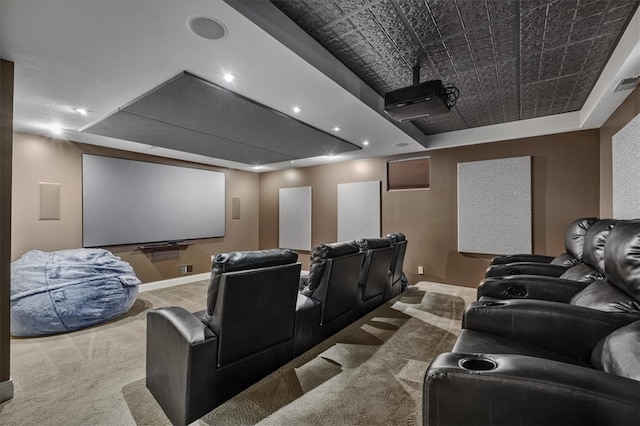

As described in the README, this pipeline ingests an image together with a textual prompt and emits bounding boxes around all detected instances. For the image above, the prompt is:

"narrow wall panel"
[232,197,241,219]
[337,181,380,241]
[458,156,531,254]
[612,112,640,219]
[279,186,311,250]
[39,182,60,220]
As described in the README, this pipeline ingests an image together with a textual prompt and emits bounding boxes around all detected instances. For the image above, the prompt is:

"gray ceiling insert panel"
[85,111,293,165]
[84,72,360,164]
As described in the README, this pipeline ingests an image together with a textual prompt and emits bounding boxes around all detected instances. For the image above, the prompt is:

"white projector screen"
[613,112,640,219]
[82,154,225,247]
[279,186,312,251]
[337,181,381,241]
[457,156,531,255]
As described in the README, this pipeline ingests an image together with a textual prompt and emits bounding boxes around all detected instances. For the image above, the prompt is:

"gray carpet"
[1,281,475,425]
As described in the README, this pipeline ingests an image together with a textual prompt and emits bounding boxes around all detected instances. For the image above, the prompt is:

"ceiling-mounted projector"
[384,80,452,122]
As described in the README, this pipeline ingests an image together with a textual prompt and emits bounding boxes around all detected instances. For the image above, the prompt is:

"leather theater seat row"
[479,217,615,303]
[484,217,598,279]
[146,233,407,425]
[423,219,640,425]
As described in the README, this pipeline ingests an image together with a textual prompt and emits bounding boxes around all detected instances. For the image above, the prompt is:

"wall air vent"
[613,76,640,92]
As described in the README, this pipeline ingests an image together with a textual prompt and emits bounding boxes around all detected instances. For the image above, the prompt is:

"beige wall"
[12,132,260,283]
[13,126,602,287]
[259,129,600,287]
[599,86,640,217]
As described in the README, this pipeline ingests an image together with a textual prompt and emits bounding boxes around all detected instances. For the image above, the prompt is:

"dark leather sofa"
[295,235,408,355]
[485,217,598,278]
[146,249,301,426]
[423,220,640,425]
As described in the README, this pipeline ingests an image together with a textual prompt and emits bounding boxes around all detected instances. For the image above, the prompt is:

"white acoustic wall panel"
[458,156,532,255]
[337,181,380,241]
[613,112,640,219]
[279,186,312,251]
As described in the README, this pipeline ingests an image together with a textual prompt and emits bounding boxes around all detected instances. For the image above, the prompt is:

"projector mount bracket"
[411,65,459,108]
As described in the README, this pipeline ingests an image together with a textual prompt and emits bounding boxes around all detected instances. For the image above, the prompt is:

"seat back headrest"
[604,220,640,301]
[357,237,392,251]
[313,240,360,259]
[564,217,599,260]
[582,219,618,273]
[206,249,298,318]
[213,248,298,273]
[386,232,406,243]
[306,240,360,295]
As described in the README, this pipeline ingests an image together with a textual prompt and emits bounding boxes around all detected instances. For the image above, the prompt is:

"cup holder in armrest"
[459,357,498,371]
[482,301,507,307]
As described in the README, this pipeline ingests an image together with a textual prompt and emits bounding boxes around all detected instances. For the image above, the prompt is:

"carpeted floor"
[1,281,475,425]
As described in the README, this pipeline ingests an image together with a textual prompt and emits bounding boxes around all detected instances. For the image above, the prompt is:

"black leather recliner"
[424,319,640,425]
[386,232,407,300]
[485,217,598,278]
[295,241,364,355]
[356,237,394,316]
[424,308,640,424]
[477,219,617,302]
[146,249,301,426]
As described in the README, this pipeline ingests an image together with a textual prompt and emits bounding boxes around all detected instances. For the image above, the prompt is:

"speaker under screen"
[82,154,225,247]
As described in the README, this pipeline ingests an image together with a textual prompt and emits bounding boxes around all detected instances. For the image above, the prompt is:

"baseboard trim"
[0,378,14,403]
[138,272,210,293]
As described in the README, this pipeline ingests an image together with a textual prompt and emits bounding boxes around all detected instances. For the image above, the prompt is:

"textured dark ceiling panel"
[84,72,360,165]
[272,0,640,135]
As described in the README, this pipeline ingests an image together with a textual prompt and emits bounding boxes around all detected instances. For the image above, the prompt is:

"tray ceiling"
[272,0,640,135]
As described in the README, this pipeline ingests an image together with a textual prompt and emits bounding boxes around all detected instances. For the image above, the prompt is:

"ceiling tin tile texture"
[272,0,640,135]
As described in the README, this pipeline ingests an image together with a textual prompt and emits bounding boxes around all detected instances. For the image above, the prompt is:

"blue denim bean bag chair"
[11,248,140,336]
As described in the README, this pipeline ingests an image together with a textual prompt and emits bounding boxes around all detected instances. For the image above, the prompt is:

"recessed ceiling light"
[292,106,303,114]
[74,108,89,116]
[187,16,227,40]
[223,73,235,82]
[332,126,342,132]
[253,165,261,170]
[48,123,63,135]
[290,160,295,163]
[363,140,370,146]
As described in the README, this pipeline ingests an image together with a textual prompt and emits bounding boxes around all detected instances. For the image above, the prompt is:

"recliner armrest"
[150,306,216,343]
[484,262,568,278]
[477,275,589,302]
[490,254,556,265]
[424,352,640,426]
[146,307,218,426]
[462,299,640,359]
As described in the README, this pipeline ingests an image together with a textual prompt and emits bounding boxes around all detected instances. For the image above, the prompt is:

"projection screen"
[82,154,225,247]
